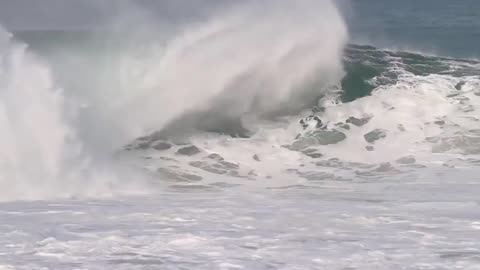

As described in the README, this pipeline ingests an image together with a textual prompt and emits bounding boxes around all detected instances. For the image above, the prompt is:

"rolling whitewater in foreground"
[1,0,480,269]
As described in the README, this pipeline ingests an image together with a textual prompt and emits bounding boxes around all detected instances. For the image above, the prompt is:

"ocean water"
[1,1,480,269]
[348,0,480,58]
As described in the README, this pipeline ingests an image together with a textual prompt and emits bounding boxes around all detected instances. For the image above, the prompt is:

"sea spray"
[0,27,144,201]
[50,0,348,146]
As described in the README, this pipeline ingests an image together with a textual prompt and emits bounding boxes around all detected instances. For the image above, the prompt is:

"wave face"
[321,45,480,162]
[0,0,347,200]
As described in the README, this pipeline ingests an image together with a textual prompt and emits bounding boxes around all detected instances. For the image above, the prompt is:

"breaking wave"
[2,0,480,200]
[0,0,348,200]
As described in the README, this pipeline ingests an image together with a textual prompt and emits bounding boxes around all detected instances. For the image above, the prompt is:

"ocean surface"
[349,0,480,58]
[1,1,480,269]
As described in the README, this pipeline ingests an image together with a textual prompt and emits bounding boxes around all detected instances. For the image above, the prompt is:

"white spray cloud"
[65,0,348,148]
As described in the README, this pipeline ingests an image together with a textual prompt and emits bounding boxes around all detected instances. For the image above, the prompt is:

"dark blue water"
[347,0,480,58]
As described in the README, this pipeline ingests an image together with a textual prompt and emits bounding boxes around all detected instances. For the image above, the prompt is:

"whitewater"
[1,0,480,269]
